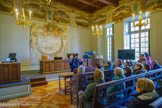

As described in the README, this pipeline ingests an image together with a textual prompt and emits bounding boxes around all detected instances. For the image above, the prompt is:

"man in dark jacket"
[69,53,83,72]
[127,78,159,108]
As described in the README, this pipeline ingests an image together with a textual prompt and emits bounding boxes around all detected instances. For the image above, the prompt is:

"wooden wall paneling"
[64,60,70,71]
[60,60,65,71]
[45,61,50,72]
[0,65,2,82]
[3,65,10,81]
[54,60,60,71]
[11,63,20,80]
[50,61,55,72]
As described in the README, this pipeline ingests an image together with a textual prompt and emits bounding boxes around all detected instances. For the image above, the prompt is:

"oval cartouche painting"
[30,22,67,64]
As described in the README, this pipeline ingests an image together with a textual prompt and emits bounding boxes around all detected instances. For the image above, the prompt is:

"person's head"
[106,61,111,66]
[114,67,124,77]
[78,65,85,74]
[144,53,149,57]
[143,64,151,71]
[125,61,131,66]
[75,53,79,59]
[152,60,158,66]
[134,63,143,70]
[94,69,104,81]
[70,54,74,59]
[136,78,155,93]
[96,63,102,69]
[116,59,123,67]
[139,54,145,60]
[124,66,133,74]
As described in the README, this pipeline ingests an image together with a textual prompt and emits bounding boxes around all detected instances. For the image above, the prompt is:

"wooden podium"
[0,63,21,84]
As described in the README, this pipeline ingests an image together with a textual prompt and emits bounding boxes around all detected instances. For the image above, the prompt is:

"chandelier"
[92,25,103,36]
[133,11,148,30]
[15,8,32,29]
[46,0,51,5]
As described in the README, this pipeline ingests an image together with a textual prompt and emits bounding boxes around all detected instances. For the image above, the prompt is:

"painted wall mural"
[141,0,162,12]
[53,10,70,24]
[112,5,132,22]
[0,0,13,14]
[30,22,67,64]
[92,14,107,25]
[75,16,89,27]
[24,2,46,21]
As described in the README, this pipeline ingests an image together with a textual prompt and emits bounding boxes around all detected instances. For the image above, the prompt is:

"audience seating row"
[72,70,114,105]
[92,68,162,108]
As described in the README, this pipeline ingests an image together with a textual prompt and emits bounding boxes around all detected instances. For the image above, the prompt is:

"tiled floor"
[0,80,76,108]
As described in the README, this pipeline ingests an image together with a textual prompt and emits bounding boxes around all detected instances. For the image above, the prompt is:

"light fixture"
[46,0,51,5]
[15,8,32,29]
[92,25,102,36]
[133,11,149,30]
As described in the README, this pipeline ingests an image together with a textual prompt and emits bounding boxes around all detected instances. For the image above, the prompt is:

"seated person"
[138,54,147,65]
[143,64,151,71]
[125,61,132,67]
[116,59,124,69]
[124,66,133,77]
[152,60,161,70]
[108,67,125,99]
[78,69,105,108]
[124,66,134,94]
[133,63,146,75]
[104,61,113,70]
[70,66,85,97]
[127,78,159,108]
[96,63,104,71]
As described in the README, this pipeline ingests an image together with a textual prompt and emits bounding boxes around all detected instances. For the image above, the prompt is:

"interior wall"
[150,11,162,65]
[114,22,124,62]
[67,26,92,58]
[0,14,93,65]
[0,14,30,65]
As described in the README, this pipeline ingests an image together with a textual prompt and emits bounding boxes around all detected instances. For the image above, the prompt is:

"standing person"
[152,60,161,70]
[69,53,83,72]
[138,54,147,65]
[144,53,153,69]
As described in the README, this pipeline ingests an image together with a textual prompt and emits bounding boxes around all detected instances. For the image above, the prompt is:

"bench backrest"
[76,70,114,106]
[149,97,162,108]
[93,68,162,108]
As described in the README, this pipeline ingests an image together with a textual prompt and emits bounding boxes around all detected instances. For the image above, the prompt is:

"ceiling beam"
[98,0,119,6]
[81,0,97,9]
[76,0,100,8]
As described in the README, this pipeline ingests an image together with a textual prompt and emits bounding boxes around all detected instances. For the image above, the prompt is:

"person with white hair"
[108,67,126,99]
[70,65,85,101]
[78,65,85,74]
[78,69,106,108]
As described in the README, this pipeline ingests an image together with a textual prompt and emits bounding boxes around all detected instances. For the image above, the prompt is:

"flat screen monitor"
[9,53,16,60]
[118,49,135,60]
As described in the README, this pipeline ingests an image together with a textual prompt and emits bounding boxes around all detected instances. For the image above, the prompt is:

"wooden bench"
[92,68,162,108]
[71,70,114,105]
[149,97,162,108]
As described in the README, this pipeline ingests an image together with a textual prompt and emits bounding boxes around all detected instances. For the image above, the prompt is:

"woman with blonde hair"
[78,69,105,108]
[128,78,159,108]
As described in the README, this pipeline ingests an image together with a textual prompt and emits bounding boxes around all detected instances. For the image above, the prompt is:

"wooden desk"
[0,63,21,84]
[40,59,70,74]
[40,59,102,74]
[58,72,73,95]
